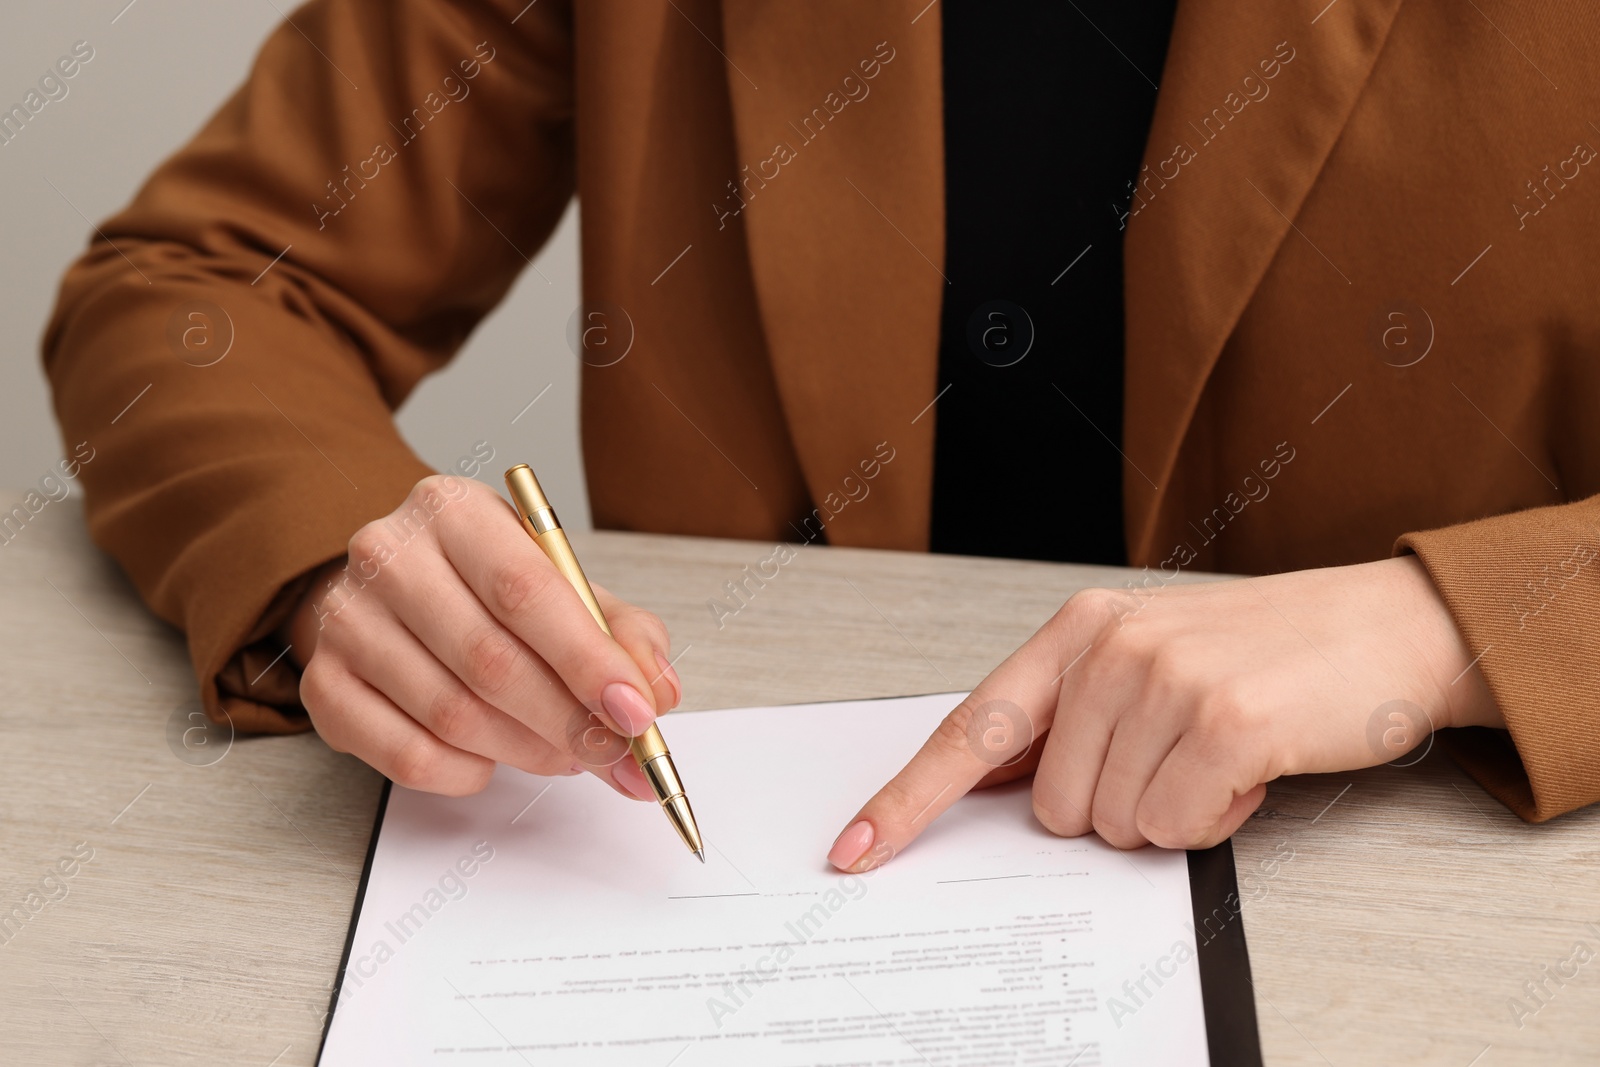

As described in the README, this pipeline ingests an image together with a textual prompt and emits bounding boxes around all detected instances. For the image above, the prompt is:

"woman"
[43,0,1600,870]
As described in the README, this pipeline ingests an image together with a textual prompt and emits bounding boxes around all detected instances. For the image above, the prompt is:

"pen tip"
[695,849,706,864]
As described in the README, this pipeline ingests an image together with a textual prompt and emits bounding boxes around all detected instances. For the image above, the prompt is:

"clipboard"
[316,695,1264,1065]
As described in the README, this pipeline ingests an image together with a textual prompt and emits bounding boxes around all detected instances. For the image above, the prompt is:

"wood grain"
[1,500,1595,1065]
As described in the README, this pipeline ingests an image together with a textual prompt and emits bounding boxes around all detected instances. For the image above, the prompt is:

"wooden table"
[2,499,1596,1066]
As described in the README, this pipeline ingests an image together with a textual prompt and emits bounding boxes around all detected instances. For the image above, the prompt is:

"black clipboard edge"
[1188,840,1264,1067]
[315,778,393,1066]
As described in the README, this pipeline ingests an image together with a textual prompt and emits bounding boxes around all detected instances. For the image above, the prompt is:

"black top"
[929,0,1179,564]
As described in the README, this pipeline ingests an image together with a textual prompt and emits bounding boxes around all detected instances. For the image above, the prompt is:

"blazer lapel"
[718,1,944,551]
[1123,0,1406,561]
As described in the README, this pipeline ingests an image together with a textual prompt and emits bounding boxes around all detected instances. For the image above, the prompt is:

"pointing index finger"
[827,636,1071,872]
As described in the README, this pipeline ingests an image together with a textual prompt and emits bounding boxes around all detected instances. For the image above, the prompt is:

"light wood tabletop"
[2,498,1596,1066]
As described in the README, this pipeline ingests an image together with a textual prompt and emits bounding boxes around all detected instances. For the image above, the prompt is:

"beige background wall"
[0,1,591,525]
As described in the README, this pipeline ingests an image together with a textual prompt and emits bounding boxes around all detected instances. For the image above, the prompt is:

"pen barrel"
[505,463,704,858]
[530,527,674,774]
[505,463,553,515]
[630,724,670,766]
[645,749,704,854]
[533,528,611,636]
[638,750,685,800]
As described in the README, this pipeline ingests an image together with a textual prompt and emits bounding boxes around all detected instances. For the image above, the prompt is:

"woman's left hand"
[826,556,1504,870]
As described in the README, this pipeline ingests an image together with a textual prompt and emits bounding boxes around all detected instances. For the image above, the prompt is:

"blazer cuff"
[1396,497,1600,822]
[195,453,433,736]
[210,562,327,735]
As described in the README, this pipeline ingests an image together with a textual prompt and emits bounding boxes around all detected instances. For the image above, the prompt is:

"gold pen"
[503,464,705,862]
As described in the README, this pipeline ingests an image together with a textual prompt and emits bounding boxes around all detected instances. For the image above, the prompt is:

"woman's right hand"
[280,474,682,798]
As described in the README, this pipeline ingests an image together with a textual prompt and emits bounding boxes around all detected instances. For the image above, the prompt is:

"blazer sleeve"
[1396,496,1600,822]
[40,0,575,734]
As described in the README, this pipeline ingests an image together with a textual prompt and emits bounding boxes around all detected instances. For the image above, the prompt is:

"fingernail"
[601,682,656,736]
[612,758,657,801]
[828,820,874,871]
[654,650,682,707]
[568,762,585,775]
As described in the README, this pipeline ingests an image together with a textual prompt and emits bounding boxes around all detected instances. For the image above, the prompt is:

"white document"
[320,693,1212,1066]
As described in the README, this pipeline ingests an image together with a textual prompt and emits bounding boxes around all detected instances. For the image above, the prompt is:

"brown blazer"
[42,0,1600,821]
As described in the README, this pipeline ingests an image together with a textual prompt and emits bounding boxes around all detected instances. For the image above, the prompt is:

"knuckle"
[386,478,453,542]
[460,626,522,697]
[1062,586,1119,618]
[298,657,333,712]
[314,593,352,637]
[491,559,547,618]
[1058,586,1130,632]
[1139,645,1190,702]
[412,474,457,509]
[871,774,925,823]
[314,581,369,636]
[528,747,575,778]
[346,522,390,568]
[931,701,978,758]
[301,654,350,711]
[640,610,672,649]
[1031,787,1083,837]
[427,683,480,746]
[445,761,496,797]
[1097,608,1156,656]
[1193,681,1257,737]
[1031,793,1062,834]
[1137,806,1206,850]
[1092,810,1145,849]
[389,735,440,789]
[618,605,670,650]
[299,660,345,749]
[514,563,578,632]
